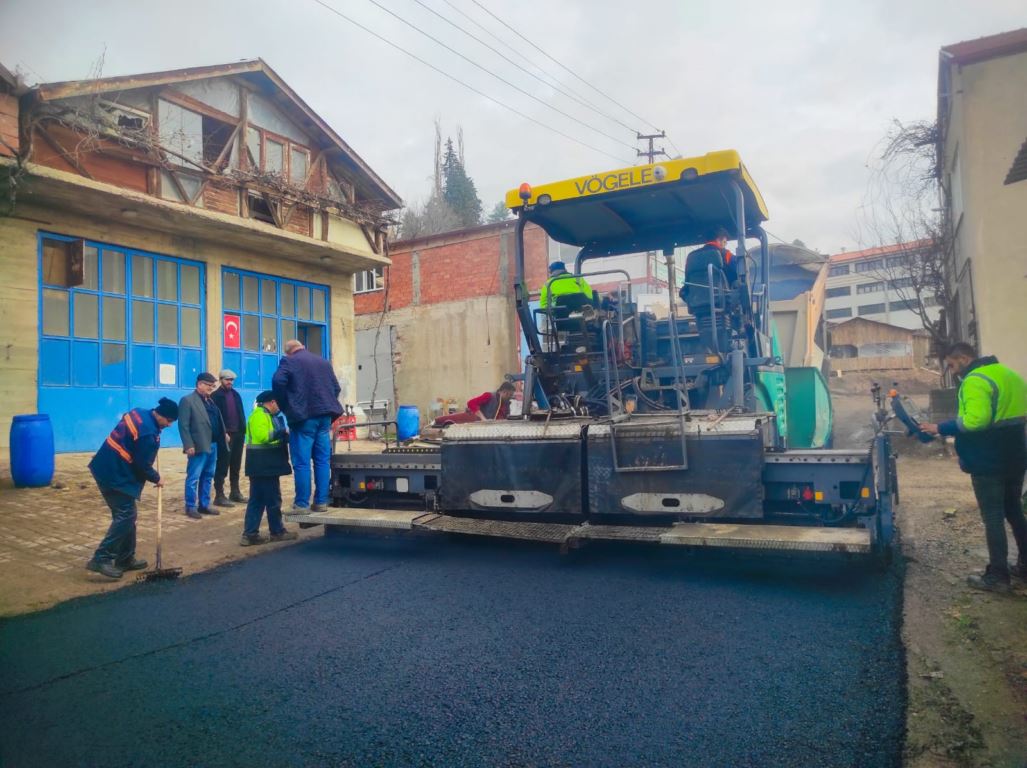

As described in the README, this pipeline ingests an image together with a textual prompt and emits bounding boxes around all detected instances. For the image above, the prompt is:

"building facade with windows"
[824,243,940,331]
[0,60,400,452]
[937,28,1027,375]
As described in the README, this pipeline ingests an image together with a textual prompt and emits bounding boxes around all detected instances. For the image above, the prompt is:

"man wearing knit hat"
[85,398,178,580]
[241,390,297,546]
[212,368,246,507]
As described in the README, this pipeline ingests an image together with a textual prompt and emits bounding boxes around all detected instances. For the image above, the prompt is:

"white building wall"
[825,254,940,330]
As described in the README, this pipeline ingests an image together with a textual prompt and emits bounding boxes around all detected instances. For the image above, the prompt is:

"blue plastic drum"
[396,405,420,442]
[10,414,55,488]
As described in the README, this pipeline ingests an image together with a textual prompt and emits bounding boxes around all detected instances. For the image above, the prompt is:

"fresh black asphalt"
[0,533,904,768]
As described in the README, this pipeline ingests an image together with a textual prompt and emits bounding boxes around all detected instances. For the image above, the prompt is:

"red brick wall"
[284,206,312,237]
[203,182,239,215]
[355,222,550,316]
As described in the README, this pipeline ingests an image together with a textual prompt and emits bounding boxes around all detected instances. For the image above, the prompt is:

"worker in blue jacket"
[86,398,179,579]
[922,342,1027,593]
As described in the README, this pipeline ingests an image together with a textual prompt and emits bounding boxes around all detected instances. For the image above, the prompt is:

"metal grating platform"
[416,515,579,543]
[284,507,428,530]
[659,522,871,553]
[568,523,666,543]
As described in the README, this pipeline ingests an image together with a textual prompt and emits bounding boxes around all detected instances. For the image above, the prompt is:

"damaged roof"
[30,59,402,209]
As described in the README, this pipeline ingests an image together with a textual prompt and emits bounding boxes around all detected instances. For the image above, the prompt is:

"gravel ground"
[0,532,904,768]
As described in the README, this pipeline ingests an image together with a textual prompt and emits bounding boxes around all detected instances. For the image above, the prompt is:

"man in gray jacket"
[179,372,226,520]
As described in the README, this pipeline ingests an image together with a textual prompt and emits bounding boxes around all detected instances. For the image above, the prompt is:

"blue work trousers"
[289,416,331,508]
[93,486,138,565]
[244,476,286,536]
[184,444,218,510]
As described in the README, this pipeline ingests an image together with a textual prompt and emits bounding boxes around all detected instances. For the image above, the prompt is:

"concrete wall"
[943,50,1027,375]
[0,199,358,450]
[352,221,551,418]
[354,295,519,419]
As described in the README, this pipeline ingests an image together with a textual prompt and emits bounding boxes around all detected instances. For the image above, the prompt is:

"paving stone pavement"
[0,446,342,616]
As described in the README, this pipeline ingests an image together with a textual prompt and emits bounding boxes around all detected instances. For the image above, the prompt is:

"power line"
[362,0,637,152]
[469,0,662,134]
[431,0,639,135]
[309,0,632,165]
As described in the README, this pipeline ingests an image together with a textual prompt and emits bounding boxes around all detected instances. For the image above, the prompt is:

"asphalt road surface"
[0,533,904,767]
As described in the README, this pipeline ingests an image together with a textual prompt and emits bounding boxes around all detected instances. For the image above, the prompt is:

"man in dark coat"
[679,227,738,354]
[272,339,342,513]
[212,368,246,506]
[86,398,178,579]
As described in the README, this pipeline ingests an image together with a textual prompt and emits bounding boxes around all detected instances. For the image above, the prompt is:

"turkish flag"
[224,314,241,349]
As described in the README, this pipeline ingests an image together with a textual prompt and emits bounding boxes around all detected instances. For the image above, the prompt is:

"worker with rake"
[85,398,178,580]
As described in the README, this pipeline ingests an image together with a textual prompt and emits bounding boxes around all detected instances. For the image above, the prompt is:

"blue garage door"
[220,267,330,412]
[38,233,206,452]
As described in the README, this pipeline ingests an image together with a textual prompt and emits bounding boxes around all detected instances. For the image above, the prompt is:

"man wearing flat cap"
[85,398,178,579]
[212,368,246,507]
[178,372,226,520]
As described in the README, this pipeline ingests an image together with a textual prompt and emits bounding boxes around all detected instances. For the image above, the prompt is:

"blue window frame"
[38,232,206,451]
[221,267,329,391]
[39,233,205,389]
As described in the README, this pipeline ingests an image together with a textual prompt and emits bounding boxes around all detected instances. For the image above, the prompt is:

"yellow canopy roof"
[505,150,768,256]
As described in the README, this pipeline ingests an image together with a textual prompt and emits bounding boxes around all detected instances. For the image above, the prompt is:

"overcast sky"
[1,0,1023,252]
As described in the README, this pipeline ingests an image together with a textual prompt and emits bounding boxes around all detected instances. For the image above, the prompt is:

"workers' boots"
[966,566,1012,594]
[213,485,234,507]
[229,485,247,504]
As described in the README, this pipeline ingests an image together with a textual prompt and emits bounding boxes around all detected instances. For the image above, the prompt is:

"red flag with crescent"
[224,314,241,349]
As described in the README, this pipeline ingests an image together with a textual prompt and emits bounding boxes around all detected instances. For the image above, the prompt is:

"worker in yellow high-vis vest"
[922,342,1027,593]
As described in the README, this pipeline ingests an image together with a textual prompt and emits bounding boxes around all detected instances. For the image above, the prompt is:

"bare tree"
[856,119,954,358]
[399,194,461,239]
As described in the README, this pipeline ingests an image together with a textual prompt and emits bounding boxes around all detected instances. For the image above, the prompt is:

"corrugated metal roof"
[828,240,931,263]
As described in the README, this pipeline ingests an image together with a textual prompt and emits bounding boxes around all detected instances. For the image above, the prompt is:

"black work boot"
[967,565,1012,594]
[86,560,124,579]
[213,491,234,508]
[1010,559,1027,580]
[229,486,247,503]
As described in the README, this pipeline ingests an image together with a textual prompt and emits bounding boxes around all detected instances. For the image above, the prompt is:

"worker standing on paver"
[272,339,343,514]
[679,227,739,354]
[922,342,1027,593]
[85,398,178,580]
[539,261,595,309]
[179,372,225,520]
[240,390,297,546]
[212,369,247,507]
[468,381,516,421]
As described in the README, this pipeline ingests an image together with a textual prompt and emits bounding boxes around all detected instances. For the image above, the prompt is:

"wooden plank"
[659,522,871,553]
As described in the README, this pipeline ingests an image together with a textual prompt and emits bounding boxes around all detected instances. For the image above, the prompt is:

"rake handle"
[155,452,163,570]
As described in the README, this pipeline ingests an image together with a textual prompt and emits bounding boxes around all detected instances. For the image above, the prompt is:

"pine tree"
[442,138,482,228]
[486,201,510,224]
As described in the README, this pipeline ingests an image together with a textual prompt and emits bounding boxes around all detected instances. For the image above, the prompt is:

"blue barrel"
[10,414,55,488]
[396,405,420,442]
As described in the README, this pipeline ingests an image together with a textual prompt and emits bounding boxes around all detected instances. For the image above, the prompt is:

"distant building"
[937,27,1027,374]
[352,221,549,419]
[828,317,932,374]
[824,242,940,330]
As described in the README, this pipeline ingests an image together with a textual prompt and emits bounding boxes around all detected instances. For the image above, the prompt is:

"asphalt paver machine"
[297,150,896,560]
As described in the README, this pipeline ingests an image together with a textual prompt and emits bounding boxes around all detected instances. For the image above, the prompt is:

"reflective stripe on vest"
[105,435,133,463]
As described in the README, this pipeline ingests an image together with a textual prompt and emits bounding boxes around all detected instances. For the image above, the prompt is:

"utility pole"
[637,131,669,164]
